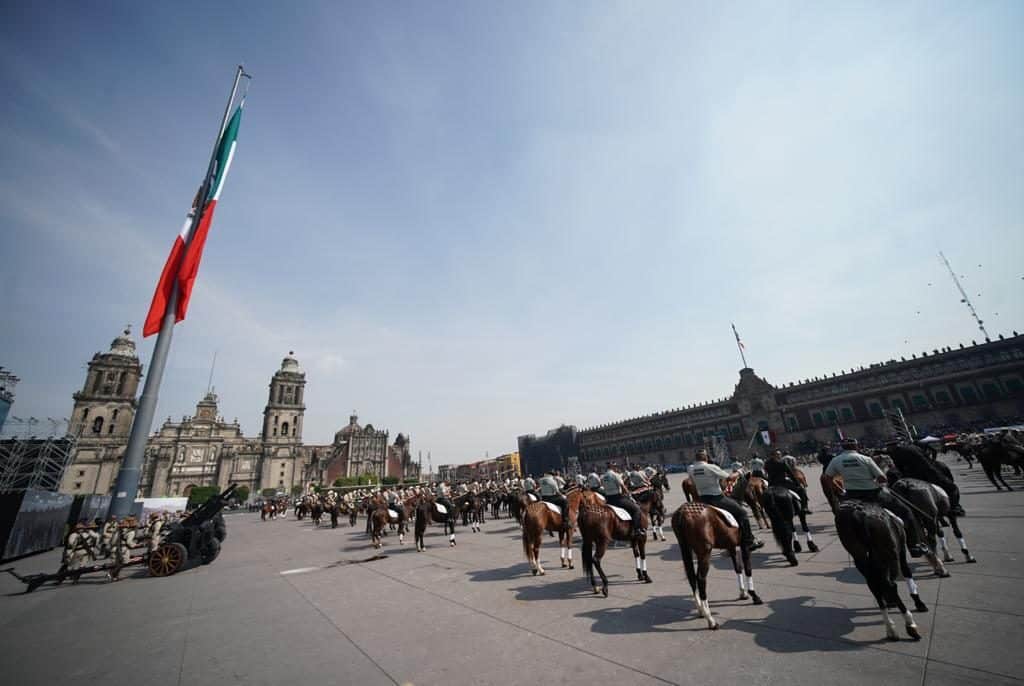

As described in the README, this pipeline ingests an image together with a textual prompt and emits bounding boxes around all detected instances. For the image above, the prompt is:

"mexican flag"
[143,102,244,337]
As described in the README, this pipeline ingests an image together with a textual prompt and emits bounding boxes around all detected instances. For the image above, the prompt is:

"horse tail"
[581,534,594,580]
[766,487,795,553]
[521,518,533,563]
[671,512,698,593]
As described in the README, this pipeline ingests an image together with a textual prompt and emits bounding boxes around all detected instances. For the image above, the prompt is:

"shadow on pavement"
[796,566,863,585]
[510,577,611,602]
[575,595,692,634]
[726,595,891,651]
[466,564,532,583]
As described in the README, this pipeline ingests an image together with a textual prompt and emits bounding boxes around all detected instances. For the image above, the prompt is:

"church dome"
[108,326,137,358]
[333,414,361,443]
[280,351,303,374]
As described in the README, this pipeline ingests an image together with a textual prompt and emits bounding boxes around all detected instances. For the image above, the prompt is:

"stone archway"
[182,484,197,497]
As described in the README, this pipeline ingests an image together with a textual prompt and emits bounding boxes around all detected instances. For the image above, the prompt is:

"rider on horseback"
[602,465,644,537]
[884,439,964,517]
[539,470,569,534]
[522,475,538,500]
[689,449,764,551]
[750,455,766,478]
[627,468,653,503]
[767,450,809,514]
[435,481,454,515]
[826,438,928,557]
[586,472,603,492]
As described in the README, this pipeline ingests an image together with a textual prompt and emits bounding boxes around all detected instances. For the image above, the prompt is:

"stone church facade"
[60,329,413,498]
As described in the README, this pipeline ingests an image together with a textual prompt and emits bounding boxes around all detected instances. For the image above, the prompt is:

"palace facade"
[577,334,1024,469]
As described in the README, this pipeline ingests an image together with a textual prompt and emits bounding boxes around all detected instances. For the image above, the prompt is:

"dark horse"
[763,485,817,566]
[578,496,650,597]
[671,502,762,630]
[976,436,1024,491]
[888,475,976,571]
[413,495,457,551]
[834,499,925,641]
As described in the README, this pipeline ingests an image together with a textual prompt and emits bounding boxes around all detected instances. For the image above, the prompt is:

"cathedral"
[59,328,418,498]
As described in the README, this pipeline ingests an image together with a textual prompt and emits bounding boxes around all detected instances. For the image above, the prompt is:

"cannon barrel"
[181,483,237,527]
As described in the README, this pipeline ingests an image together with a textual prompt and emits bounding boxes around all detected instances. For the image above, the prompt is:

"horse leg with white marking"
[948,515,977,563]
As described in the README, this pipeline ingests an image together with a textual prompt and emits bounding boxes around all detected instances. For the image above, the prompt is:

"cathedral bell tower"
[71,327,143,439]
[262,352,305,444]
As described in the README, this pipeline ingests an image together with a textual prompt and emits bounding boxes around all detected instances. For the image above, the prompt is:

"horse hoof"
[532,569,538,576]
[636,572,644,581]
[966,556,977,564]
[886,634,900,642]
[602,587,608,598]
[710,623,719,631]
[569,563,574,570]
[943,555,955,563]
[787,557,799,567]
[913,598,929,613]
[807,542,819,553]
[937,570,951,579]
[907,626,922,641]
[750,591,763,605]
[793,541,802,553]
[643,574,653,584]
[539,569,546,576]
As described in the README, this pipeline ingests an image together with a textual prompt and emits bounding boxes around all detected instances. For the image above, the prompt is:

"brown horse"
[682,477,699,503]
[370,501,409,548]
[521,490,601,574]
[671,501,761,630]
[578,496,650,596]
[744,476,771,530]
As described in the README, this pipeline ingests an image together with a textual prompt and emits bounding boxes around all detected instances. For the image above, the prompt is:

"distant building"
[60,329,410,497]
[578,335,1024,468]
[0,367,18,433]
[517,426,578,477]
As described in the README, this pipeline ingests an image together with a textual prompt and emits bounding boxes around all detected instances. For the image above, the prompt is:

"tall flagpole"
[108,66,248,518]
[731,323,749,369]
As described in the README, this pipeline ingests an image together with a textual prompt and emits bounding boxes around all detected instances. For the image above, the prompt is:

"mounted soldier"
[601,465,643,537]
[884,439,964,516]
[538,470,569,535]
[826,438,927,557]
[688,449,763,551]
[767,450,809,514]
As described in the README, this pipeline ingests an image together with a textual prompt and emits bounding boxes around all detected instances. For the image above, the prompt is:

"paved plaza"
[2,460,1023,686]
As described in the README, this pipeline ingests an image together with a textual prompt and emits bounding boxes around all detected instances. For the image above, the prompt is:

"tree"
[291,485,304,496]
[234,485,250,503]
[382,476,399,485]
[187,486,220,507]
[261,488,278,498]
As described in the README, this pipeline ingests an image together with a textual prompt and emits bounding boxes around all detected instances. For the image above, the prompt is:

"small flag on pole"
[732,324,745,350]
[143,100,244,337]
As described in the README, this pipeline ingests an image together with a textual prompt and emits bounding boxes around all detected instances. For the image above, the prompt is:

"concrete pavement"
[1,459,1022,686]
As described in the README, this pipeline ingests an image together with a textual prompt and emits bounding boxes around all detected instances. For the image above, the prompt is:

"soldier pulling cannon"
[2,484,236,593]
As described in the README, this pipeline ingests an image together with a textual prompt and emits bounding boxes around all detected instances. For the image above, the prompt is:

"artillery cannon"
[148,483,235,577]
[3,484,237,592]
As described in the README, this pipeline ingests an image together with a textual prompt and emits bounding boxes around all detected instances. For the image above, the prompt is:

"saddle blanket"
[527,493,538,503]
[435,503,448,515]
[387,509,399,520]
[930,483,949,500]
[607,504,632,522]
[709,506,738,528]
[542,501,561,515]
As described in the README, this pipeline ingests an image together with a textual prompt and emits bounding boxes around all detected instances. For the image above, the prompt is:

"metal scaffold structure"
[0,418,78,493]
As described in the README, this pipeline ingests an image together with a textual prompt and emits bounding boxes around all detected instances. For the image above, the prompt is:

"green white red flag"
[143,101,244,336]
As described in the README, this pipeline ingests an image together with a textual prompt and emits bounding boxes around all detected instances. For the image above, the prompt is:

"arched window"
[281,422,289,436]
[92,417,104,434]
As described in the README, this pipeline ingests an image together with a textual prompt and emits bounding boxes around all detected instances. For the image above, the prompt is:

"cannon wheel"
[148,542,188,577]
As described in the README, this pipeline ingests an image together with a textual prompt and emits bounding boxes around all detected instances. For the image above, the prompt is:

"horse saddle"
[526,493,538,503]
[606,504,632,522]
[708,505,739,528]
[387,509,399,520]
[435,503,448,515]
[542,501,561,515]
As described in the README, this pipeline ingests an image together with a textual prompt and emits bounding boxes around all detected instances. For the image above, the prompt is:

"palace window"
[786,416,799,431]
[73,482,82,490]
[1005,378,1023,395]
[912,394,929,409]
[981,383,1002,400]
[840,407,855,421]
[933,390,951,405]
[868,402,884,418]
[825,409,838,423]
[959,386,979,403]
[812,412,824,427]
[890,398,907,412]
[92,417,104,434]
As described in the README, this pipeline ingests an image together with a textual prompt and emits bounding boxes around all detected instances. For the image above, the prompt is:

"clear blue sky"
[2,2,1022,462]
